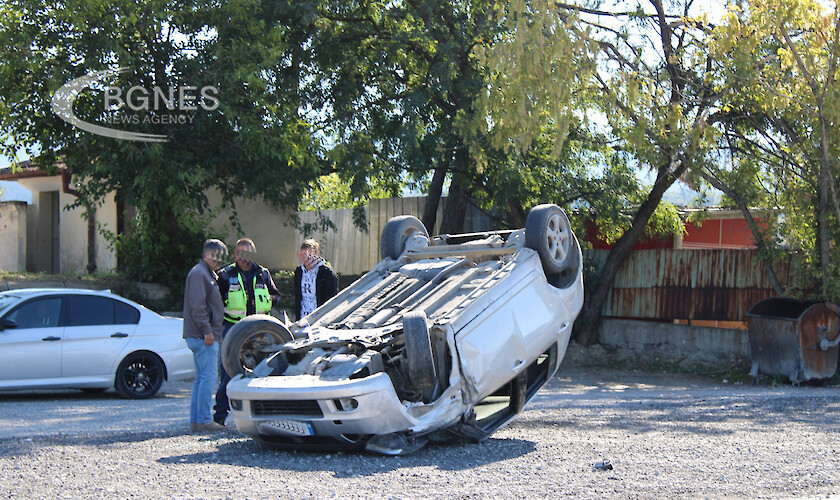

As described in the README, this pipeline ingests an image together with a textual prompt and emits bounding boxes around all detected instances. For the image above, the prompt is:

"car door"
[0,296,64,384]
[61,295,140,378]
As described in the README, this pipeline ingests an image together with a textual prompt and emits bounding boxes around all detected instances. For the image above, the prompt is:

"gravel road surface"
[2,365,840,499]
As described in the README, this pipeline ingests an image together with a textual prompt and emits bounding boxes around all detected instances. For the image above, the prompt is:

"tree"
[0,0,323,287]
[293,0,608,233]
[301,0,693,345]
[538,1,720,344]
[711,0,840,299]
[295,0,489,233]
[470,0,718,345]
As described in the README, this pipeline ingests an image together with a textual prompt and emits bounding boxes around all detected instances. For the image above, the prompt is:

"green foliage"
[472,0,584,157]
[0,0,324,287]
[294,0,603,229]
[1,0,709,294]
[711,0,840,301]
[303,0,499,213]
[298,173,395,211]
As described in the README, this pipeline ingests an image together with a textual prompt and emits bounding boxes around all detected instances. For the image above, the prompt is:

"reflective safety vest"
[221,265,273,323]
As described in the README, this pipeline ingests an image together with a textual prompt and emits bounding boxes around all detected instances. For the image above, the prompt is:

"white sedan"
[0,288,194,398]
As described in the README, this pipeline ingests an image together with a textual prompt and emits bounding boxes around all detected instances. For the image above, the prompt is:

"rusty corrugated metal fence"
[585,249,795,322]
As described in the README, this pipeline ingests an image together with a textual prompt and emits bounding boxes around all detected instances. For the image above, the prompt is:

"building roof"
[0,160,64,181]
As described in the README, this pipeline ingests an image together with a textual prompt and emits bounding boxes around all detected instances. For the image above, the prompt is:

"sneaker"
[193,421,227,432]
[213,417,226,427]
[190,422,198,431]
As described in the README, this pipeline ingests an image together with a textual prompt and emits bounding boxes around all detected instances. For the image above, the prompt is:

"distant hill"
[662,181,722,207]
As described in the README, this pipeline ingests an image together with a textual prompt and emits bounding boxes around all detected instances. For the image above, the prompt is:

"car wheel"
[222,314,292,378]
[114,351,164,399]
[402,310,436,394]
[525,204,580,280]
[380,215,429,260]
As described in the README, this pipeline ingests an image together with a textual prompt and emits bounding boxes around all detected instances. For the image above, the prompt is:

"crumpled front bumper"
[225,371,421,445]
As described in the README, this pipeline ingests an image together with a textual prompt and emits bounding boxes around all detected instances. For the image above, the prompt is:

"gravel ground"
[2,363,840,499]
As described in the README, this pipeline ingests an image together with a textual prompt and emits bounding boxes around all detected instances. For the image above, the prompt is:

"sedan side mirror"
[0,319,18,330]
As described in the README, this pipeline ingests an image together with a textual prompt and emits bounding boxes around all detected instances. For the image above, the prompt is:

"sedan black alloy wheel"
[115,352,164,399]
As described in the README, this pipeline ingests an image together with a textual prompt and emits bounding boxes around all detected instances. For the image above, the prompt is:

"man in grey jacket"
[183,239,228,432]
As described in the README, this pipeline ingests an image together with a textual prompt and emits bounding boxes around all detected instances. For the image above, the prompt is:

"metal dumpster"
[747,298,840,383]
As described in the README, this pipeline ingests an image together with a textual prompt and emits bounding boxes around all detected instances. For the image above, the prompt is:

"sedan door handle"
[111,332,129,338]
[42,336,61,341]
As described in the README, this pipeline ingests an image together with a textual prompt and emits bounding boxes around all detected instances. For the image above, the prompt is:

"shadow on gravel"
[0,429,195,458]
[0,390,126,401]
[0,386,188,403]
[157,436,535,475]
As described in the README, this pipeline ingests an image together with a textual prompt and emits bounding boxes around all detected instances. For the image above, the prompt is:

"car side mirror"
[0,319,18,330]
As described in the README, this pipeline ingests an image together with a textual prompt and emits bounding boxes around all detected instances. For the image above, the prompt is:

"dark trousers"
[213,321,234,423]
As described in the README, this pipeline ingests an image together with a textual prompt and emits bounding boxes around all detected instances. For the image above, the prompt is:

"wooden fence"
[295,197,495,275]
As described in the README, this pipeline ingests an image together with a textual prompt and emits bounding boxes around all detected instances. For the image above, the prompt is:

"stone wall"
[563,318,751,371]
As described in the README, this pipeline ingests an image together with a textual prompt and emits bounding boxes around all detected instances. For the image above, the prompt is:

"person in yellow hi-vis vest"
[214,237,280,426]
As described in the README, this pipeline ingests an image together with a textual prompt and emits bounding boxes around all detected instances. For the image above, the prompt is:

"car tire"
[402,310,436,393]
[114,351,164,399]
[525,204,580,282]
[222,314,293,378]
[380,215,429,260]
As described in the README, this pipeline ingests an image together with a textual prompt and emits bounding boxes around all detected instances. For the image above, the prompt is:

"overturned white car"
[223,204,584,454]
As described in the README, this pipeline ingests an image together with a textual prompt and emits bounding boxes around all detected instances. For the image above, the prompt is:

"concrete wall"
[16,176,117,273]
[595,318,750,370]
[206,190,299,271]
[0,201,27,271]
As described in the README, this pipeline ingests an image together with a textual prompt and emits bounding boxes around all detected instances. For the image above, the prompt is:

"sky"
[0,149,21,169]
[0,180,32,203]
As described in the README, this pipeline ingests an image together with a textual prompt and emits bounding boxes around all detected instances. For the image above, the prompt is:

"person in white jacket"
[293,239,338,320]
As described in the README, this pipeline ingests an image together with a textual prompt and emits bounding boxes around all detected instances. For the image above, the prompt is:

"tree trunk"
[507,197,527,228]
[440,145,470,234]
[61,168,97,274]
[85,205,97,274]
[819,113,832,297]
[422,165,447,232]
[576,159,687,346]
[440,175,468,234]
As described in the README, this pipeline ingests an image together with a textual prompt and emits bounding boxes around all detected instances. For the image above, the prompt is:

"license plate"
[263,419,314,436]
